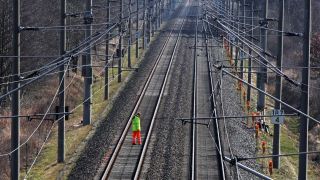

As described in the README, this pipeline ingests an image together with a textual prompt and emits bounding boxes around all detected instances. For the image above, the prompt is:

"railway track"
[205,20,226,180]
[190,2,226,179]
[100,1,190,179]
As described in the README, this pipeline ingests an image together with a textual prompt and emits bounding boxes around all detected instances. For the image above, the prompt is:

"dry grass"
[0,70,88,179]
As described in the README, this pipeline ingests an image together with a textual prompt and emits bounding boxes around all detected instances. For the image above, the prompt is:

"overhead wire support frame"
[224,156,272,180]
[235,150,320,162]
[205,3,300,36]
[213,64,319,124]
[1,6,121,178]
[0,112,72,120]
[176,113,298,121]
[221,36,300,87]
[0,23,119,102]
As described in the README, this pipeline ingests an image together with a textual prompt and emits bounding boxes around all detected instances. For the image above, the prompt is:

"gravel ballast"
[142,4,196,179]
[211,41,262,179]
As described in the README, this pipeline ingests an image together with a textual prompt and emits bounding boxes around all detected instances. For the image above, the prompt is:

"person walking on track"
[132,112,142,145]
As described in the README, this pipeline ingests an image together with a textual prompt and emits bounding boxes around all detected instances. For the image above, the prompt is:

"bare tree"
[0,0,12,108]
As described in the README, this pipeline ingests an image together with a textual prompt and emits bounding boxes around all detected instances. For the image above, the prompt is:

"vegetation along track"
[100,1,190,179]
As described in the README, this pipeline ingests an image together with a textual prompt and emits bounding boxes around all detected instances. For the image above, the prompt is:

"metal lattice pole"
[136,0,139,58]
[128,0,132,68]
[83,0,93,125]
[104,0,111,100]
[11,0,21,178]
[118,0,123,82]
[143,0,146,49]
[58,0,66,163]
[256,0,268,113]
[272,0,284,169]
[298,0,311,179]
[246,1,253,106]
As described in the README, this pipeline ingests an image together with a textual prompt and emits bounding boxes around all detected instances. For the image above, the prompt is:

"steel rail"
[205,21,226,180]
[100,3,188,180]
[191,7,199,180]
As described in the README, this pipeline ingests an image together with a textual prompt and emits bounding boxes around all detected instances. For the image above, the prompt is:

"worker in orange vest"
[262,141,266,154]
[268,160,273,175]
[251,112,257,128]
[255,122,260,138]
[132,112,142,145]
